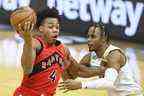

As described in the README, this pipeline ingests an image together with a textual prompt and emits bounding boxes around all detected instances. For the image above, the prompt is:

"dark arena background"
[0,0,144,95]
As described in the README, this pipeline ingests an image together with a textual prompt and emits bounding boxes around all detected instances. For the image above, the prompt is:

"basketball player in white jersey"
[59,23,143,96]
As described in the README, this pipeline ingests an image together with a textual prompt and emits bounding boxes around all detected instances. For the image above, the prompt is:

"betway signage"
[0,0,143,38]
[0,0,30,10]
[47,0,144,37]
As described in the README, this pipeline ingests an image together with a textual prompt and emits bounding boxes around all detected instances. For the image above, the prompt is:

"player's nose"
[53,28,59,34]
[87,38,92,44]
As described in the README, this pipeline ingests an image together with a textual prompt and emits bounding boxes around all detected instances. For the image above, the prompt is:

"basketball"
[10,6,37,31]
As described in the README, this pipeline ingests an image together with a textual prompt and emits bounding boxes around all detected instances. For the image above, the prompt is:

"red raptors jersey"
[14,37,67,96]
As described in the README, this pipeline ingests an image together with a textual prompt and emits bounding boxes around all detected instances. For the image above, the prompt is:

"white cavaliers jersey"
[90,51,101,68]
[90,45,143,96]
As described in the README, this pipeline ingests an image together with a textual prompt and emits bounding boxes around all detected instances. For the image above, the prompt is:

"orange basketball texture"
[10,7,37,31]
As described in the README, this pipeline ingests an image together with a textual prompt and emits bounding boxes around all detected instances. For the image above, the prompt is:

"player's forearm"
[23,32,32,43]
[78,64,102,78]
[59,68,118,91]
[81,78,115,89]
[21,40,33,75]
[62,69,77,80]
[81,68,118,89]
[62,62,79,80]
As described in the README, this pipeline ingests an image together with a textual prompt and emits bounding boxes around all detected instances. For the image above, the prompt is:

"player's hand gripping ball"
[10,6,37,33]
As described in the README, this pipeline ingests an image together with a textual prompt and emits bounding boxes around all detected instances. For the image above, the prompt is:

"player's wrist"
[81,82,87,89]
[23,34,32,41]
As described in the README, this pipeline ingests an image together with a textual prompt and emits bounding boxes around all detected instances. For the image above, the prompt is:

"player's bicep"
[98,50,125,83]
[106,50,125,71]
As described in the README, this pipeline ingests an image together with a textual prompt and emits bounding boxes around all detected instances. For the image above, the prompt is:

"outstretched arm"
[59,50,125,91]
[77,53,105,78]
[62,49,105,80]
[81,50,125,89]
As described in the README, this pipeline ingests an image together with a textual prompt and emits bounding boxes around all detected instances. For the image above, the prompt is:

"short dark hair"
[36,7,60,28]
[88,23,110,43]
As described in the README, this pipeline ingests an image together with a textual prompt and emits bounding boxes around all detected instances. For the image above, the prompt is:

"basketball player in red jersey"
[13,7,106,96]
[13,7,78,96]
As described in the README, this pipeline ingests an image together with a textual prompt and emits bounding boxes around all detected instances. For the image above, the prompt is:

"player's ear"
[104,37,107,43]
[100,31,104,41]
[39,25,43,32]
[101,34,107,43]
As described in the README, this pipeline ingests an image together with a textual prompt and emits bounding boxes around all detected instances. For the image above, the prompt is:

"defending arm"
[81,68,118,89]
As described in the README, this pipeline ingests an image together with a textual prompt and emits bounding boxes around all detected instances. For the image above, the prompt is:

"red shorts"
[13,86,55,96]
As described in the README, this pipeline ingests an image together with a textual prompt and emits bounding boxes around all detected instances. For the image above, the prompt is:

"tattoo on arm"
[78,53,105,78]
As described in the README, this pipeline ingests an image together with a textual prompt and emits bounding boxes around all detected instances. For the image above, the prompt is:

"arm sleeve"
[81,68,118,90]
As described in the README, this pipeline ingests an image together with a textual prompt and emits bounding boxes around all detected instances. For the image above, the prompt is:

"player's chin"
[88,47,94,51]
[52,39,57,43]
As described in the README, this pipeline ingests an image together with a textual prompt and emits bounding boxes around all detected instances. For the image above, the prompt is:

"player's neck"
[42,36,55,47]
[95,43,109,58]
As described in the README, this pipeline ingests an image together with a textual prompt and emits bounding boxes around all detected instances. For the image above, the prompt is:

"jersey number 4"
[50,70,56,82]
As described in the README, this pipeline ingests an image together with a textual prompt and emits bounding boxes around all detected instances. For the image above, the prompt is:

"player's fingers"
[30,23,34,32]
[65,85,70,89]
[59,81,64,84]
[63,89,70,93]
[18,24,24,33]
[26,21,31,32]
[63,83,74,90]
[59,80,72,89]
[59,83,71,89]
[23,22,28,32]
[64,79,73,84]
[59,84,68,91]
[23,21,30,32]
[59,87,70,93]
[59,86,66,90]
[58,83,65,88]
[59,80,70,84]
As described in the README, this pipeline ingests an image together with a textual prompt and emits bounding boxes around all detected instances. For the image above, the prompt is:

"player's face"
[87,26,102,51]
[39,17,60,43]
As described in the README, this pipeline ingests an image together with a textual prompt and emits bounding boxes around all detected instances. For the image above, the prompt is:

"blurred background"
[0,0,144,96]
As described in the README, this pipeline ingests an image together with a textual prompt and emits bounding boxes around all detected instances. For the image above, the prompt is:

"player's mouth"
[88,42,95,50]
[52,35,58,39]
